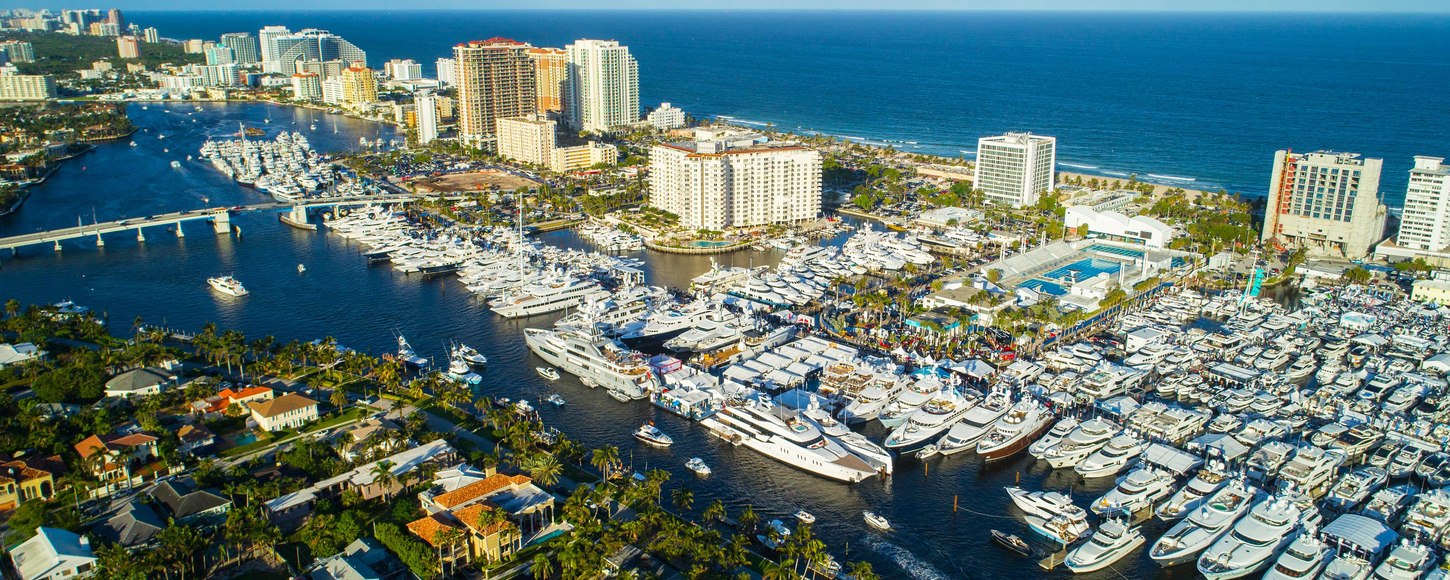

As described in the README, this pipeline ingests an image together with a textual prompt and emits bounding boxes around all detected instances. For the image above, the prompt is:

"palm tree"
[671,488,694,514]
[527,453,562,488]
[738,505,759,533]
[370,459,397,501]
[330,387,348,409]
[846,561,878,580]
[702,499,726,525]
[590,445,619,482]
[532,552,555,579]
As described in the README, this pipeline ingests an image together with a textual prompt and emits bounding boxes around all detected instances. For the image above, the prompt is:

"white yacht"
[1076,433,1148,479]
[700,398,880,483]
[1150,479,1264,567]
[1277,445,1347,498]
[1247,441,1298,483]
[1092,467,1174,517]
[1264,532,1332,580]
[839,374,907,424]
[1372,539,1435,580]
[207,275,248,297]
[977,399,1054,462]
[622,300,715,344]
[1005,486,1091,545]
[1026,417,1080,459]
[801,407,894,476]
[931,388,1012,454]
[1401,488,1450,544]
[1326,467,1389,513]
[491,276,608,318]
[884,388,982,452]
[1063,519,1145,574]
[1362,484,1418,525]
[523,328,658,399]
[1037,417,1121,469]
[1198,496,1305,579]
[877,373,947,428]
[1157,461,1231,520]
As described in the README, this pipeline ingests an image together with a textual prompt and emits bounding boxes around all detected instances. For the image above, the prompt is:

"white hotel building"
[649,132,821,230]
[1262,150,1386,260]
[1396,156,1450,253]
[564,39,639,133]
[973,132,1057,207]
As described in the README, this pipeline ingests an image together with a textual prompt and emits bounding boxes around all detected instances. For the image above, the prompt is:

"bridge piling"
[136,227,145,243]
[53,241,61,252]
[95,234,104,247]
[175,223,184,238]
[211,210,230,234]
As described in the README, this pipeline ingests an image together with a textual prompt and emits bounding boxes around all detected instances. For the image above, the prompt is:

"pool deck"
[643,238,753,255]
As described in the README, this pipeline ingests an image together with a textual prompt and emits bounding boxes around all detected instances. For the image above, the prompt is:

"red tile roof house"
[73,433,173,498]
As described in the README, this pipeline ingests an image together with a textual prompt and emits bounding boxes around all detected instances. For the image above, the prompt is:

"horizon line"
[113,7,1450,14]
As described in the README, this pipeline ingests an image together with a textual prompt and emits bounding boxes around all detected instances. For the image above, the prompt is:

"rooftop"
[249,393,318,418]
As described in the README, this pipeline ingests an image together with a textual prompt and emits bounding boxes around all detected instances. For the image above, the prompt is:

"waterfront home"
[407,502,524,566]
[248,393,319,432]
[149,478,230,524]
[416,464,557,543]
[9,527,96,580]
[0,343,44,368]
[175,424,216,456]
[192,385,274,417]
[337,417,404,462]
[94,500,166,547]
[73,432,159,498]
[102,367,177,399]
[0,459,56,509]
[265,440,458,527]
[306,538,409,580]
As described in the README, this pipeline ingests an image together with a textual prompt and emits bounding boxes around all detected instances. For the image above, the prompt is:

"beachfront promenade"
[0,194,467,254]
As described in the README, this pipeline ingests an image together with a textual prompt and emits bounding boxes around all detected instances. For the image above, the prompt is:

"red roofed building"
[194,386,273,416]
[73,433,159,498]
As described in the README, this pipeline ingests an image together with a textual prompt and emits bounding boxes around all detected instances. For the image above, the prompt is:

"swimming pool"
[1087,244,1146,259]
[1019,279,1068,296]
[689,240,733,248]
[1041,258,1122,283]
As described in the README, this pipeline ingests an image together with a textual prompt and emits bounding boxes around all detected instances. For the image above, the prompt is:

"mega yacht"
[207,275,248,297]
[884,389,982,452]
[1372,539,1435,580]
[1198,496,1306,579]
[839,374,908,424]
[1157,461,1231,520]
[978,399,1054,462]
[1263,532,1332,580]
[1277,445,1347,498]
[1401,488,1450,544]
[523,328,658,399]
[1036,417,1121,469]
[1325,467,1389,513]
[1063,519,1145,574]
[1027,417,1080,459]
[621,300,715,345]
[931,388,1012,454]
[1150,479,1263,567]
[1005,486,1091,545]
[801,407,894,475]
[700,398,880,483]
[491,276,608,318]
[1076,433,1149,479]
[877,372,947,428]
[1092,467,1175,517]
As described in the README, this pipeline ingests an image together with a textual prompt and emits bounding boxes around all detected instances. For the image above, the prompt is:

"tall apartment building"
[528,47,566,114]
[650,133,821,229]
[434,58,455,85]
[116,35,140,59]
[1262,150,1387,260]
[196,63,240,87]
[497,114,557,167]
[143,27,159,44]
[453,38,535,147]
[384,59,423,81]
[271,29,366,76]
[107,8,124,29]
[564,39,639,132]
[220,32,260,65]
[340,66,378,106]
[973,132,1057,207]
[257,25,291,72]
[0,41,35,63]
[298,59,344,80]
[321,77,344,105]
[205,45,235,66]
[647,102,685,130]
[1395,156,1450,253]
[291,72,322,100]
[415,91,439,145]
[0,71,56,100]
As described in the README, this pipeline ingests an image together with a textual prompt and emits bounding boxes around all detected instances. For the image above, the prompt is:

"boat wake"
[1147,173,1196,182]
[1059,162,1098,170]
[861,536,952,580]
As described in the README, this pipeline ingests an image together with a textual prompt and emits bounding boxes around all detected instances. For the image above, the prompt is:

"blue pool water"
[1086,243,1146,259]
[1040,258,1123,284]
[1018,279,1068,297]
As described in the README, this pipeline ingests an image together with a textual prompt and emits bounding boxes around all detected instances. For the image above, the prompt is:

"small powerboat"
[863,511,891,532]
[536,367,560,381]
[991,530,1034,558]
[545,393,566,407]
[686,457,711,476]
[635,423,673,447]
[794,510,816,524]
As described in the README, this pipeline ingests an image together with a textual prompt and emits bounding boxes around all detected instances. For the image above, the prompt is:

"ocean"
[130,10,1450,206]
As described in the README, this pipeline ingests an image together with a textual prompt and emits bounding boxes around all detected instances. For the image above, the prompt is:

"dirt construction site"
[408,170,540,193]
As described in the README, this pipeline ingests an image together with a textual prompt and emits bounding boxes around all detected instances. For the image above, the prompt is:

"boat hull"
[981,420,1055,462]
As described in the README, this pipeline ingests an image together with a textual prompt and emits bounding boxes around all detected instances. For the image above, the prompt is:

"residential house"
[102,367,177,398]
[0,343,44,368]
[149,478,230,524]
[412,465,553,562]
[193,385,274,416]
[265,440,458,528]
[337,418,403,462]
[405,513,470,571]
[248,393,319,432]
[307,538,408,580]
[176,424,217,456]
[0,459,56,509]
[73,433,159,498]
[94,500,166,547]
[9,527,97,580]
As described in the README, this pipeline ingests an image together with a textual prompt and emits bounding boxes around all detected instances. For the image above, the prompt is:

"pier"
[0,194,462,255]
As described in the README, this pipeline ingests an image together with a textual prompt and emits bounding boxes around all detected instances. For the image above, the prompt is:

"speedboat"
[545,393,566,407]
[1325,466,1389,512]
[453,344,488,367]
[536,367,561,381]
[1037,417,1120,469]
[1372,539,1435,580]
[1263,532,1332,580]
[1063,519,1145,574]
[1197,496,1305,579]
[685,457,711,476]
[1092,467,1175,517]
[863,511,891,532]
[1076,433,1148,479]
[207,275,248,297]
[634,423,673,447]
[977,400,1054,462]
[1150,479,1263,568]
[991,529,1034,558]
[794,510,815,525]
[1157,461,1230,520]
[757,519,791,550]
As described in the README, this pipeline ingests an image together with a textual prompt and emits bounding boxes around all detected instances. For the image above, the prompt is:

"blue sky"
[6,0,1446,12]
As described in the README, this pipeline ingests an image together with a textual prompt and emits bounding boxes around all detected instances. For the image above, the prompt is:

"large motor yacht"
[1076,433,1149,479]
[1151,478,1263,568]
[523,327,658,399]
[1156,460,1231,520]
[1036,417,1121,469]
[1092,467,1175,517]
[491,275,608,318]
[977,399,1055,462]
[931,388,1012,454]
[1197,496,1306,580]
[884,388,982,453]
[700,398,880,483]
[1063,519,1145,574]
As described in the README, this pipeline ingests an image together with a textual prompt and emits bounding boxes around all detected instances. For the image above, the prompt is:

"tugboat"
[634,423,673,447]
[991,530,1035,557]
[207,275,248,297]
